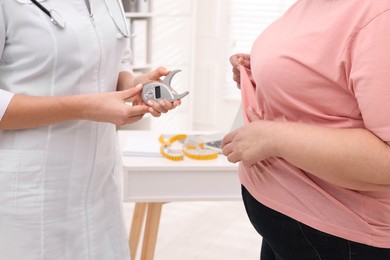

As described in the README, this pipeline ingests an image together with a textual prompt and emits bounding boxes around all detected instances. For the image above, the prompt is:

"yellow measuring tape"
[159,134,218,161]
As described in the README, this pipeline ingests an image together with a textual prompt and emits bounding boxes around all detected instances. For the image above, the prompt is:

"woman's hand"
[229,53,251,89]
[222,107,276,167]
[223,107,390,191]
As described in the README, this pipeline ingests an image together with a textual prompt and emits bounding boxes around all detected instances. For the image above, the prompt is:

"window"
[225,0,296,98]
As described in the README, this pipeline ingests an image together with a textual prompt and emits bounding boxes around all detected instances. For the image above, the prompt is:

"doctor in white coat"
[0,1,179,259]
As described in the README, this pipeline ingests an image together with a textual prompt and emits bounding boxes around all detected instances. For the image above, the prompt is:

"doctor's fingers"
[147,99,169,114]
[148,66,170,80]
[120,114,145,126]
[147,99,180,116]
[136,66,170,85]
[122,84,143,101]
[116,105,149,126]
[172,99,181,107]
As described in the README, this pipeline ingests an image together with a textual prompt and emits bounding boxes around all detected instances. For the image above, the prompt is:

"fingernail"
[147,100,154,106]
[159,100,165,106]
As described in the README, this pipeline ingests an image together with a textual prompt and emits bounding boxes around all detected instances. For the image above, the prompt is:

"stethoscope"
[30,0,130,38]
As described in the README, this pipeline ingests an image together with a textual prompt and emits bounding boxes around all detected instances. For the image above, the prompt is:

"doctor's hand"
[229,53,251,89]
[222,107,276,167]
[83,84,150,126]
[134,66,170,86]
[132,67,181,117]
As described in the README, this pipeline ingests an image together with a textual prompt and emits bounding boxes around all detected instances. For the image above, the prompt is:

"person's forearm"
[117,71,135,91]
[0,94,87,129]
[271,122,390,191]
[0,86,150,130]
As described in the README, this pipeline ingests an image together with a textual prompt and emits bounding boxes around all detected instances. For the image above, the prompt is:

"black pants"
[241,185,390,260]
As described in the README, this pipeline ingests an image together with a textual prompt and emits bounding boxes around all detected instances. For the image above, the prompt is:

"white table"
[118,131,240,260]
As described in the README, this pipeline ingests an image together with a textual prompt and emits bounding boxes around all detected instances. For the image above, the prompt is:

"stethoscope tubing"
[30,0,129,37]
[103,0,130,38]
[31,0,50,16]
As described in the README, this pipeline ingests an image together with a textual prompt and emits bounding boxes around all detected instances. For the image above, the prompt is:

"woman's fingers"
[238,57,251,69]
[247,107,262,122]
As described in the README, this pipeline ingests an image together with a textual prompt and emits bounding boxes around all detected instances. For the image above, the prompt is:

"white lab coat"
[0,1,131,259]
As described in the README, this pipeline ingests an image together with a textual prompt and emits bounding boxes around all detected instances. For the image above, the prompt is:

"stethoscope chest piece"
[31,0,66,29]
[50,9,66,29]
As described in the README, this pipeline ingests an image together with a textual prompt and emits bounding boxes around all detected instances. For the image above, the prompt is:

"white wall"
[128,0,295,133]
[192,0,242,132]
[130,0,241,133]
[149,0,197,132]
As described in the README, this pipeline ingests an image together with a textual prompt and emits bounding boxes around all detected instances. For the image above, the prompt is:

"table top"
[118,130,238,171]
[118,130,241,202]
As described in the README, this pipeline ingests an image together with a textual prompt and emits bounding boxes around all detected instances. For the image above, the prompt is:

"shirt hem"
[241,178,390,249]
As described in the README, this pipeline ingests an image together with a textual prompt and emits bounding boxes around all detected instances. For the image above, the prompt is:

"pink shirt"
[240,0,390,248]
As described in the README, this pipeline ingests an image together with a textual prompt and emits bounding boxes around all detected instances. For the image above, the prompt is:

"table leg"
[140,202,164,260]
[129,203,147,260]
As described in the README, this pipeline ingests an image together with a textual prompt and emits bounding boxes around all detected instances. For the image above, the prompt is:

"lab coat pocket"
[0,150,45,216]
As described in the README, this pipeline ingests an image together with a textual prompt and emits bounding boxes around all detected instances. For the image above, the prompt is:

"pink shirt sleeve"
[347,10,390,141]
[0,89,14,121]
